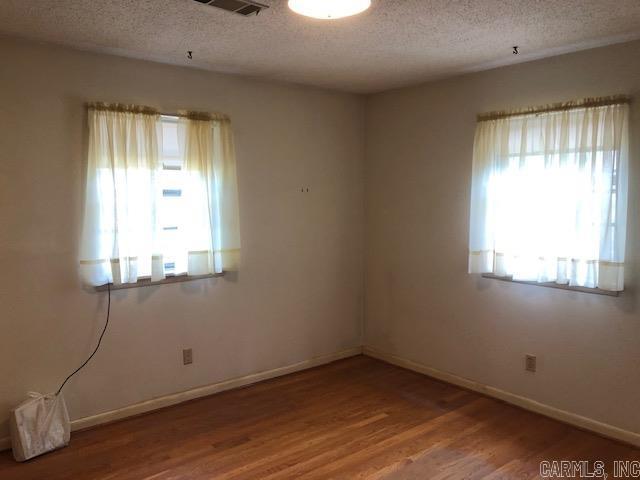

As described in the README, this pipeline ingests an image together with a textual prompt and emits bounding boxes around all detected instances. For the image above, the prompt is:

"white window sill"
[94,272,225,291]
[481,273,620,297]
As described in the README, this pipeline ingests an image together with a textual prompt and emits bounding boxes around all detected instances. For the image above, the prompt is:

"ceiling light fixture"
[288,0,371,20]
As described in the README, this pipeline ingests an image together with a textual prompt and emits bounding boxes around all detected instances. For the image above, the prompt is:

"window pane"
[158,116,186,274]
[161,117,180,158]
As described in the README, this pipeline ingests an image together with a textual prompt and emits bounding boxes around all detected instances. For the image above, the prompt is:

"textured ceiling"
[0,0,639,93]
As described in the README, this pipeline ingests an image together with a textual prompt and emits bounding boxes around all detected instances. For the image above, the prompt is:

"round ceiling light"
[288,0,371,19]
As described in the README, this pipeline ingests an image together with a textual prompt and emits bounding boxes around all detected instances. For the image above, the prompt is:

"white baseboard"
[0,346,363,452]
[5,345,634,453]
[363,346,640,447]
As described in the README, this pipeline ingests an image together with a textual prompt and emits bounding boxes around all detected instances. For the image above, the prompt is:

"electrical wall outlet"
[525,354,537,372]
[183,348,193,365]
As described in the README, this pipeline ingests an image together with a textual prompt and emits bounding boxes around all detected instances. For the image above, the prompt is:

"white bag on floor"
[9,392,70,462]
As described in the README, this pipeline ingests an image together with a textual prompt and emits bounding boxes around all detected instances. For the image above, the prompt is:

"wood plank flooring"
[0,355,637,479]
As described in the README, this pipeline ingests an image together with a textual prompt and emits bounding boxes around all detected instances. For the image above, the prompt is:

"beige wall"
[0,37,364,439]
[365,40,640,433]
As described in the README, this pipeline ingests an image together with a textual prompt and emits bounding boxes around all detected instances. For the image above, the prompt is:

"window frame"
[92,115,223,291]
[469,100,629,295]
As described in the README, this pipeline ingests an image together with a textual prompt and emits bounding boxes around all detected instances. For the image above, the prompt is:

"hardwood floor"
[0,355,637,479]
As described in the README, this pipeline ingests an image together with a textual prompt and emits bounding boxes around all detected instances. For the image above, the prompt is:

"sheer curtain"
[176,116,241,276]
[468,100,629,291]
[79,105,164,286]
[79,105,240,286]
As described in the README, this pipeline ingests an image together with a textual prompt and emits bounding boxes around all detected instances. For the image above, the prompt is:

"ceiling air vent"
[194,0,269,16]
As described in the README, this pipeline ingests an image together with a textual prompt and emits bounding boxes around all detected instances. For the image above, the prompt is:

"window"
[468,98,629,292]
[159,116,185,276]
[79,104,241,287]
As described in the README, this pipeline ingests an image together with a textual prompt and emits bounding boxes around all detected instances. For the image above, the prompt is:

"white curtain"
[79,107,163,286]
[468,102,629,291]
[79,106,240,286]
[176,116,241,276]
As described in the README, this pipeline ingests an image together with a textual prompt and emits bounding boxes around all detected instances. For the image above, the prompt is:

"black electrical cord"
[56,283,111,396]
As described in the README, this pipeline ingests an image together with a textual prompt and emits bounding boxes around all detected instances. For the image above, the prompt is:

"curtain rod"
[477,95,631,122]
[86,102,230,121]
